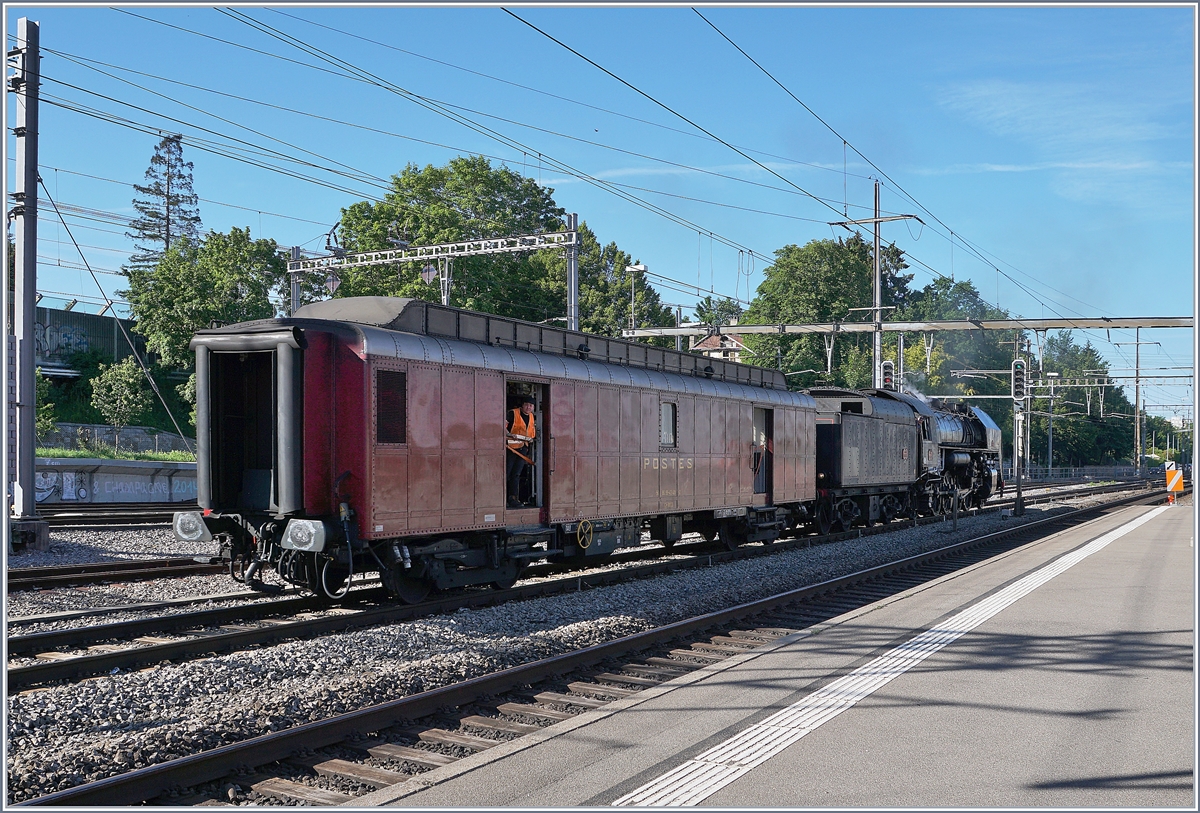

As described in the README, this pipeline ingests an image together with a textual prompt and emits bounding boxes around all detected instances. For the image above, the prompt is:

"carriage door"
[752,408,773,500]
[505,382,547,510]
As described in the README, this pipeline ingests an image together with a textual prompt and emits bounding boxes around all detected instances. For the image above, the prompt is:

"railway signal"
[1011,358,1027,401]
[880,360,895,390]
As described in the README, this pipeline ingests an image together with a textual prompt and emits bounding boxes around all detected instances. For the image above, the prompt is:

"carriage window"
[376,370,407,444]
[660,402,677,446]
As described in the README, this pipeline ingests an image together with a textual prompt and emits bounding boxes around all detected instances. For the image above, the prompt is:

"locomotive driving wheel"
[833,498,858,532]
[815,501,833,536]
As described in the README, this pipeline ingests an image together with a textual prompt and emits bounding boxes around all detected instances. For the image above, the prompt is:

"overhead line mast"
[288,217,580,329]
[828,180,923,389]
[6,17,49,548]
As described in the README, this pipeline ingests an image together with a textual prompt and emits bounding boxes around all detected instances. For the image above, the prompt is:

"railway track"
[38,502,197,528]
[6,558,224,592]
[6,480,1155,692]
[11,487,1178,806]
[28,480,1140,531]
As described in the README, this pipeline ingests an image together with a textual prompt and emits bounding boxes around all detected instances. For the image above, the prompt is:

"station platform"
[358,503,1194,808]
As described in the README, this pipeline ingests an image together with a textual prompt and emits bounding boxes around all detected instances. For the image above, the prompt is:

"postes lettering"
[643,457,694,470]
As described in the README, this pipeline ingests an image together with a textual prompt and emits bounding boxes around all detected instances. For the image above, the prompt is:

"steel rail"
[9,557,217,580]
[7,562,226,592]
[16,487,1179,807]
[7,481,1152,690]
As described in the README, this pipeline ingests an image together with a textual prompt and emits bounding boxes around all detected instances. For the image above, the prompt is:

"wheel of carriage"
[382,567,432,604]
[491,561,527,591]
[718,519,749,551]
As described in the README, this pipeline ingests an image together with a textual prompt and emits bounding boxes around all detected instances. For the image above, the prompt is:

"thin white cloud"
[939,79,1176,156]
[916,159,1190,175]
[934,79,1191,205]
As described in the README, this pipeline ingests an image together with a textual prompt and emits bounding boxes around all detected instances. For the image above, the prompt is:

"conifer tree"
[125,135,202,268]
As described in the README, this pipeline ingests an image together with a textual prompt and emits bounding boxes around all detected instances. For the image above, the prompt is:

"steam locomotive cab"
[928,400,1003,508]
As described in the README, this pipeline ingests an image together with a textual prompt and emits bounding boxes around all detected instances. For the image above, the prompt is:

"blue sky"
[5,4,1195,416]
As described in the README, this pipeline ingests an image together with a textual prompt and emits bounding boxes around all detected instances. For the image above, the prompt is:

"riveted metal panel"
[458,311,488,343]
[514,322,540,349]
[426,306,458,338]
[540,327,566,355]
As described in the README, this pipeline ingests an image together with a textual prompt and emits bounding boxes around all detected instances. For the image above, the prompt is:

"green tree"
[46,348,111,425]
[334,156,565,319]
[895,276,1015,398]
[1025,331,1134,466]
[122,227,285,368]
[126,135,202,269]
[527,222,674,339]
[694,295,743,327]
[35,368,56,442]
[90,357,153,450]
[741,233,911,386]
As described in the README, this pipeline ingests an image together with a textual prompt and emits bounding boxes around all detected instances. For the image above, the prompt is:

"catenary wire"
[216,8,776,264]
[37,177,194,450]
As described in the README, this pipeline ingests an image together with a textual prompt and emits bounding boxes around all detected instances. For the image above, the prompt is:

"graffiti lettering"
[34,322,90,361]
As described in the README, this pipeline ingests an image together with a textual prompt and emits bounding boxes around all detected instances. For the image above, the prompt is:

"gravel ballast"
[5,490,1168,803]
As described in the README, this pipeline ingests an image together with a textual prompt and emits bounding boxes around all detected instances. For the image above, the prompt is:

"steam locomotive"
[172,297,1002,602]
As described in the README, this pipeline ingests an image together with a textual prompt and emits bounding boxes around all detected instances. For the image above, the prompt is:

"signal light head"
[1011,359,1027,400]
[880,360,895,390]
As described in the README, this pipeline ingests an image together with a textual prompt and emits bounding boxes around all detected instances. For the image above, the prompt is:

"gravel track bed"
[4,490,1159,803]
[8,527,218,568]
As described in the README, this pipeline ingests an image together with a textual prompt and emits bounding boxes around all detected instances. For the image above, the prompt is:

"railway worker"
[506,395,537,508]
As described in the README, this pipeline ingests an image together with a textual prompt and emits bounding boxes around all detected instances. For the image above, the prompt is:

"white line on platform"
[613,505,1170,807]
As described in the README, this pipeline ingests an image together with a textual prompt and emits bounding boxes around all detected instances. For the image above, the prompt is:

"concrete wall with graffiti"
[35,458,196,504]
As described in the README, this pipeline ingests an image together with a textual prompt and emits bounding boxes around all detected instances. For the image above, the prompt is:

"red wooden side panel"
[677,396,695,508]
[407,364,443,528]
[573,385,598,516]
[797,405,816,501]
[443,369,475,450]
[439,369,475,526]
[332,338,368,531]
[550,382,576,517]
[710,400,727,500]
[640,393,658,511]
[693,398,711,502]
[576,385,597,453]
[729,402,746,500]
[474,372,505,522]
[302,331,333,517]
[775,408,795,501]
[695,398,711,456]
[598,387,619,453]
[619,388,639,454]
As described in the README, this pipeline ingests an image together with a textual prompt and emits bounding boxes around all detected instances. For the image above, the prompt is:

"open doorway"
[753,407,773,499]
[505,382,546,509]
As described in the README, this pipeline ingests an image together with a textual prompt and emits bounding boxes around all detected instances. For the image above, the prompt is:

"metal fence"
[1001,465,1143,481]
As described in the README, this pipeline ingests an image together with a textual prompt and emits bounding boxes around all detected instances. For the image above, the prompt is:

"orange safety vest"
[507,408,536,462]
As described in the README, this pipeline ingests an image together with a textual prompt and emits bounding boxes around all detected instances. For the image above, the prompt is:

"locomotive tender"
[172,297,1001,602]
